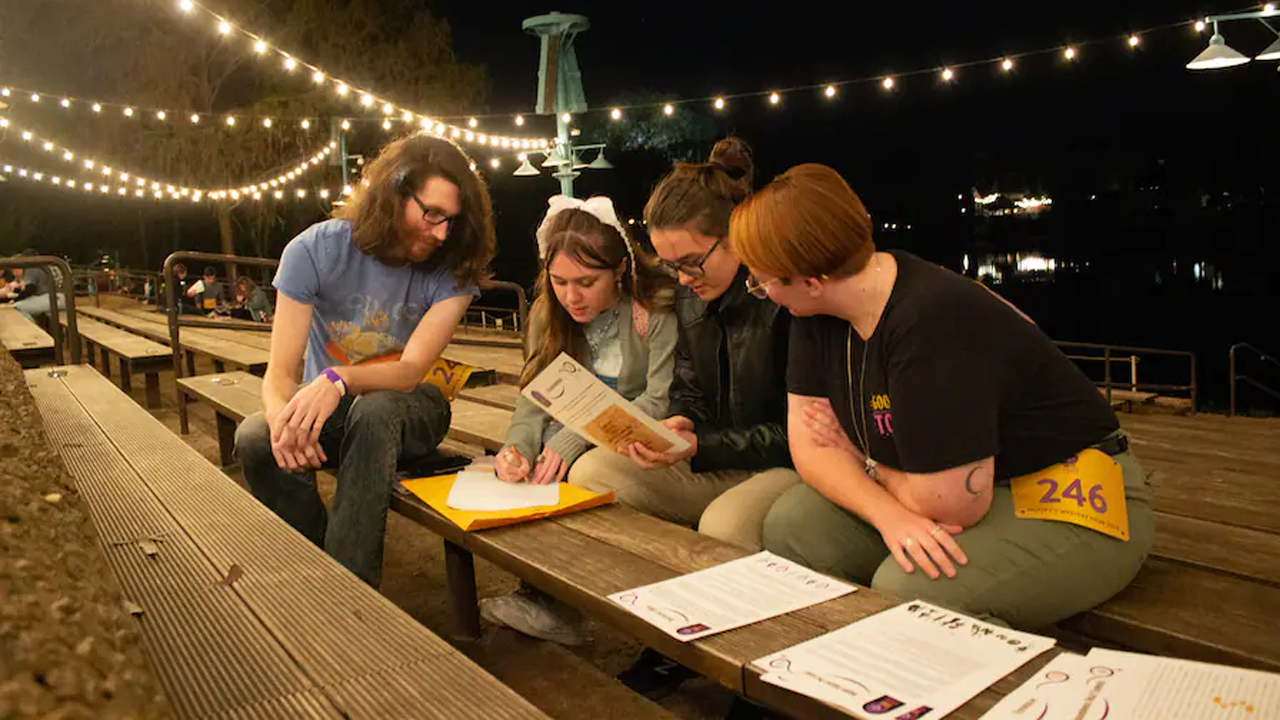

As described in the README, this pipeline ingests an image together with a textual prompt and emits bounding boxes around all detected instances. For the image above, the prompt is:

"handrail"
[163,251,279,433]
[1055,340,1196,413]
[0,255,80,365]
[1229,343,1280,417]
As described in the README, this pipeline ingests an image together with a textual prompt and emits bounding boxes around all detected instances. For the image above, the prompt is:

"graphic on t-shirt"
[323,296,401,365]
[870,393,894,437]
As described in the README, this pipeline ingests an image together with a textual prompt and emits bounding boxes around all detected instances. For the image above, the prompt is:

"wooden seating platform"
[78,306,269,374]
[58,314,170,407]
[459,383,520,411]
[0,306,55,367]
[24,365,549,720]
[177,371,513,465]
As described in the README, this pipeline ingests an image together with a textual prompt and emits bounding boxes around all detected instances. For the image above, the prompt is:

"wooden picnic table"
[0,306,55,366]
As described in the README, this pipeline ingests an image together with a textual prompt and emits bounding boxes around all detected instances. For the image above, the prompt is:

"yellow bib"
[1010,449,1130,541]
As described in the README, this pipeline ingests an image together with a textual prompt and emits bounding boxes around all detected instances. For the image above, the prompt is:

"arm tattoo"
[964,466,984,495]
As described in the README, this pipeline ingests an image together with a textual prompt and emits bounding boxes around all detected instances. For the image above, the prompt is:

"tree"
[0,0,487,266]
[583,90,717,162]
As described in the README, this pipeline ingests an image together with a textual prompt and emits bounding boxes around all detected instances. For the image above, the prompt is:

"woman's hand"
[620,415,698,469]
[529,449,568,485]
[802,399,858,454]
[270,375,342,471]
[875,506,968,580]
[495,447,532,483]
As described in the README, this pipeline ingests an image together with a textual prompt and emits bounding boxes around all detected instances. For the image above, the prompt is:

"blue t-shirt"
[274,219,478,382]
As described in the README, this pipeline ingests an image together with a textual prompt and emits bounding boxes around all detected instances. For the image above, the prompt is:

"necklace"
[583,307,619,359]
[847,327,879,481]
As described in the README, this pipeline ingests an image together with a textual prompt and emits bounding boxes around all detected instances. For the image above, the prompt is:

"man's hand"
[269,375,341,471]
[620,415,698,470]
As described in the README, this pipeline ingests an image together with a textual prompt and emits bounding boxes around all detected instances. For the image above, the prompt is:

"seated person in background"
[233,133,495,588]
[172,262,199,315]
[1,269,19,300]
[233,276,274,322]
[732,163,1154,630]
[481,194,678,646]
[570,138,798,553]
[11,258,56,324]
[188,266,226,315]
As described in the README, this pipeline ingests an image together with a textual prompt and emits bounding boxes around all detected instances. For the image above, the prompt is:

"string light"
[382,102,394,115]
[1002,58,1015,71]
[663,103,674,116]
[609,108,622,120]
[156,110,167,121]
[225,115,236,126]
[942,67,955,81]
[714,97,726,110]
[190,113,200,124]
[179,0,194,11]
[91,103,102,113]
[60,98,71,108]
[1128,35,1141,47]
[217,20,231,35]
[515,115,524,126]
[254,39,268,54]
[824,85,837,98]
[489,158,500,169]
[262,118,272,128]
[1194,19,1207,32]
[882,77,895,90]
[283,56,297,71]
[769,91,781,105]
[300,119,311,129]
[1064,47,1077,60]
[471,117,481,127]
[124,107,134,117]
[312,70,325,84]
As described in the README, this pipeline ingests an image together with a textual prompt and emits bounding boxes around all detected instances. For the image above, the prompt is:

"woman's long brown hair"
[333,133,495,289]
[519,208,674,388]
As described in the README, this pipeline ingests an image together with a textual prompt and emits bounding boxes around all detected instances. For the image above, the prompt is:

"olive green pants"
[761,447,1155,629]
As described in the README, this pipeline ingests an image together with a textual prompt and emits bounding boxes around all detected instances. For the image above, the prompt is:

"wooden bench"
[57,314,170,408]
[0,306,55,367]
[78,306,269,374]
[23,364,550,720]
[176,371,514,466]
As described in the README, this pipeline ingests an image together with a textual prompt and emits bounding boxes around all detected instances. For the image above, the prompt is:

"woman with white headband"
[481,195,679,645]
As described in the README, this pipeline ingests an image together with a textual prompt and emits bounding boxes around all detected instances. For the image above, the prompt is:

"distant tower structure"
[523,12,590,197]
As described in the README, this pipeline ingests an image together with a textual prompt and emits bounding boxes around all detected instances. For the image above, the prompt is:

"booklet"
[608,551,855,642]
[522,352,690,455]
[754,600,1056,719]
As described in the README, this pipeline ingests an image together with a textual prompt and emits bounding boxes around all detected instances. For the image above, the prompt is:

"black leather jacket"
[668,266,792,473]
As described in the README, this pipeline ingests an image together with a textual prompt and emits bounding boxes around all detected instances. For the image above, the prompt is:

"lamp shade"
[587,151,614,170]
[1256,36,1280,62]
[1187,33,1252,70]
[513,158,540,177]
[541,147,569,168]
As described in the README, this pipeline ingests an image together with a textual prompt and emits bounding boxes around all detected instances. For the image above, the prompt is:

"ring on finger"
[928,525,944,538]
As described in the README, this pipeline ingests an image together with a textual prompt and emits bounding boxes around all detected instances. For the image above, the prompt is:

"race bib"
[202,298,217,310]
[423,357,475,401]
[1010,449,1130,541]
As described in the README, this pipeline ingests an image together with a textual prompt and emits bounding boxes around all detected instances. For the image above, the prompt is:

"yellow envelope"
[400,473,614,531]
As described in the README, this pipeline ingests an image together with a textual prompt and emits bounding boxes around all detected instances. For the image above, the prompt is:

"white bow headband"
[535,195,637,274]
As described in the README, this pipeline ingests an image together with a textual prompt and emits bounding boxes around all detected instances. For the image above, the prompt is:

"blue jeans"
[14,293,51,322]
[234,383,451,587]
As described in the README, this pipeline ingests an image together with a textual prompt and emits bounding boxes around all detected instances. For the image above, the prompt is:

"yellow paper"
[400,473,613,531]
[1010,449,1130,541]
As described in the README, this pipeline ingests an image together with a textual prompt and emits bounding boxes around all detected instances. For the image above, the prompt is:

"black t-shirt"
[786,251,1119,480]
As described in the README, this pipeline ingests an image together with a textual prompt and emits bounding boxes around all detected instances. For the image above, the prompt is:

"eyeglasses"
[657,235,723,280]
[745,274,782,299]
[409,193,458,229]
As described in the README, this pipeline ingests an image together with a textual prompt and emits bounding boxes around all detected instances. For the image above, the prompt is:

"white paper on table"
[1084,648,1280,720]
[607,551,854,642]
[521,352,690,456]
[445,470,560,511]
[754,600,1056,719]
[980,653,1113,720]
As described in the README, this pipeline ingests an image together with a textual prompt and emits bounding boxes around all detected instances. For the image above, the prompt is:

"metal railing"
[1229,343,1280,417]
[0,255,80,365]
[1055,340,1197,413]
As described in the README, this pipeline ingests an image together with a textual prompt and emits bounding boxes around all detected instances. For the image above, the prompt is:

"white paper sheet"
[445,470,560,511]
[1085,648,1280,720]
[980,653,1111,719]
[522,352,690,456]
[754,600,1056,719]
[607,551,854,642]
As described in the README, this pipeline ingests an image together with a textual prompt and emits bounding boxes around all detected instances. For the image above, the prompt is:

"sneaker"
[618,648,700,701]
[479,586,589,646]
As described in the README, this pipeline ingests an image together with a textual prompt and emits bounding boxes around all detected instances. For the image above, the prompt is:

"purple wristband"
[321,367,346,395]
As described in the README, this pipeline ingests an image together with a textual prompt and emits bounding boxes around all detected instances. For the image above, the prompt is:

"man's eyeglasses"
[409,193,458,229]
[657,235,722,280]
[744,274,782,299]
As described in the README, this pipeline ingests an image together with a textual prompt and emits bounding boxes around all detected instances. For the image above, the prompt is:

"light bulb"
[179,0,193,11]
[382,103,394,115]
[382,119,391,130]
[882,77,895,90]
[274,190,283,199]
[610,108,622,120]
[312,71,324,84]
[190,113,200,123]
[469,162,477,172]
[559,113,570,124]
[942,68,955,81]
[713,97,726,110]
[252,192,261,200]
[501,138,511,148]
[1194,20,1206,33]
[402,111,413,122]
[360,94,374,107]
[1128,35,1141,47]
[470,117,480,128]
[1064,47,1076,60]
[124,107,134,117]
[120,173,129,181]
[218,20,231,35]
[283,57,297,71]
[42,142,53,151]
[824,85,836,98]
[343,185,353,195]
[60,98,71,108]
[102,167,112,176]
[63,151,74,161]
[451,128,460,138]
[0,88,8,97]
[118,188,126,195]
[769,92,780,105]
[296,189,306,198]
[320,189,330,198]
[254,39,267,54]
[156,110,167,121]
[478,134,488,144]
[515,115,525,126]
[1002,58,1014,71]
[30,93,39,102]
[300,119,311,129]
[225,116,236,126]
[262,118,272,128]
[20,131,32,141]
[336,83,349,96]
[341,119,351,131]
[92,103,102,113]
[465,131,474,141]
[489,158,500,169]
[663,103,674,116]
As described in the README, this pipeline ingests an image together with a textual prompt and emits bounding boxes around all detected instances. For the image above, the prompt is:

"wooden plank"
[60,315,169,360]
[78,307,269,370]
[178,372,264,421]
[0,306,54,352]
[458,383,520,411]
[1064,559,1280,673]
[30,364,550,719]
[1145,454,1280,534]
[1152,512,1280,585]
[449,399,511,452]
[441,344,525,383]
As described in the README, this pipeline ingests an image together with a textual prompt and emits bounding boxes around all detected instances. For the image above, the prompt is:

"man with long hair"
[234,134,496,587]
